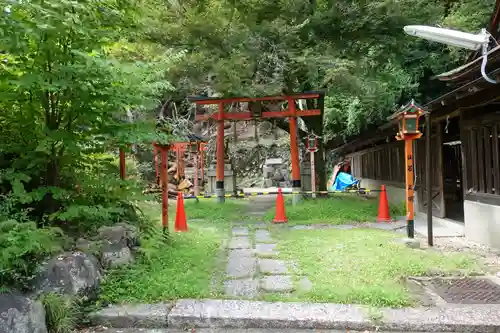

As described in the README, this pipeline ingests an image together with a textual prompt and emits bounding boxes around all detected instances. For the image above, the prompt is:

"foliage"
[0,213,63,290]
[0,0,175,290]
[99,201,233,303]
[147,0,495,141]
[41,293,79,333]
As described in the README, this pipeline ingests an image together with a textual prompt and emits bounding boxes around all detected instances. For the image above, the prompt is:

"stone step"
[79,329,365,333]
[88,299,500,331]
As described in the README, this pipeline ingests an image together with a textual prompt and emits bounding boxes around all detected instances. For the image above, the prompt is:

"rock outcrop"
[0,292,47,333]
[32,252,102,301]
[98,223,138,268]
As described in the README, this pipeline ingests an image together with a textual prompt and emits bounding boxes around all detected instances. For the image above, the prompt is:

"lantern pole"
[311,149,316,198]
[389,100,426,239]
[216,102,226,203]
[288,98,301,205]
[306,132,319,198]
[193,143,200,196]
[405,138,415,238]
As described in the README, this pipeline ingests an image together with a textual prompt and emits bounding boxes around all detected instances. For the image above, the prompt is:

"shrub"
[0,219,64,291]
[41,293,79,333]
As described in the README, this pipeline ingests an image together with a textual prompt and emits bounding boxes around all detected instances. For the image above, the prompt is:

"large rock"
[98,223,138,268]
[33,252,102,301]
[0,292,47,333]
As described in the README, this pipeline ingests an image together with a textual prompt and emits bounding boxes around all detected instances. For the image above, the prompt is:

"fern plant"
[0,219,64,290]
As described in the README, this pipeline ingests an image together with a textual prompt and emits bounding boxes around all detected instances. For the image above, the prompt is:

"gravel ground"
[416,234,500,274]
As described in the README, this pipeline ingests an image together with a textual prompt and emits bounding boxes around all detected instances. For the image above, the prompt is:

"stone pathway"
[223,196,312,299]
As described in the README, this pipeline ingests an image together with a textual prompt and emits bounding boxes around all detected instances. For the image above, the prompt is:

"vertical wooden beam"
[425,115,433,246]
[493,125,500,195]
[477,129,486,193]
[437,123,446,218]
[459,111,469,197]
[484,127,493,194]
[396,144,401,182]
[388,147,392,181]
[216,102,226,203]
[471,129,478,192]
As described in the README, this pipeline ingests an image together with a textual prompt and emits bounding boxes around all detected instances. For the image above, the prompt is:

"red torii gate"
[153,140,207,230]
[188,91,324,202]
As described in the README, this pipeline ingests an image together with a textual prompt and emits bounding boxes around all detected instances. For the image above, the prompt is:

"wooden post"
[200,143,205,184]
[288,98,301,204]
[405,138,415,238]
[425,114,433,246]
[311,150,316,198]
[119,148,126,180]
[194,151,200,196]
[216,102,225,203]
[161,146,169,232]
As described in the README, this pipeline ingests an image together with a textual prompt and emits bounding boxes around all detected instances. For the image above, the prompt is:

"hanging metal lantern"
[306,133,319,152]
[388,100,427,140]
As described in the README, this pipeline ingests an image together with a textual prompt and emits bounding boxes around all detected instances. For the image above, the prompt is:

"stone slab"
[224,279,259,298]
[258,259,288,275]
[253,222,270,229]
[226,256,257,279]
[395,237,421,249]
[228,249,254,259]
[255,243,279,257]
[255,230,272,242]
[229,237,251,249]
[167,299,370,329]
[89,303,173,328]
[167,299,500,332]
[380,304,500,332]
[260,275,294,292]
[232,227,249,236]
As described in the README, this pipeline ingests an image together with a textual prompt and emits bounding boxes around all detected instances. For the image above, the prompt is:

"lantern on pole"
[189,142,200,196]
[305,132,320,198]
[388,100,427,238]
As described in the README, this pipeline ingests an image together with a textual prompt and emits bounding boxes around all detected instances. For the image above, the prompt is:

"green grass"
[270,228,481,307]
[99,199,247,304]
[264,195,404,226]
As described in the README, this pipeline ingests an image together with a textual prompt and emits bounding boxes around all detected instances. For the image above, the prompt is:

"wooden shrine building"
[332,2,500,248]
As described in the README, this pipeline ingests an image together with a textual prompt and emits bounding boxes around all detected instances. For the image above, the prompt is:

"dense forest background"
[0,0,494,306]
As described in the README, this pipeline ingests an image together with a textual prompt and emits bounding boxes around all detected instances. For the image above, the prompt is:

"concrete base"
[90,299,500,332]
[464,200,500,249]
[207,168,236,195]
[413,213,464,237]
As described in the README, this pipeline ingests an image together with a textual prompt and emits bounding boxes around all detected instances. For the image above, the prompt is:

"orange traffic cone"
[175,192,188,232]
[377,185,393,222]
[272,188,288,224]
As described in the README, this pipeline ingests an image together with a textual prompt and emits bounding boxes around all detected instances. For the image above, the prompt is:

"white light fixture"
[404,25,497,84]
[404,25,489,50]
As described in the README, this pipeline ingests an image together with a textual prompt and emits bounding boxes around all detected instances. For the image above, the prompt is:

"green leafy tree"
[0,0,177,288]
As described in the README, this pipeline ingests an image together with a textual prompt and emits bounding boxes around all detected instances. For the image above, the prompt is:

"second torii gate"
[188,91,324,203]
